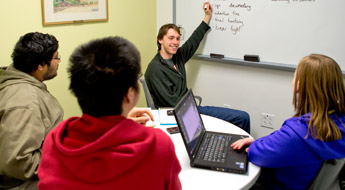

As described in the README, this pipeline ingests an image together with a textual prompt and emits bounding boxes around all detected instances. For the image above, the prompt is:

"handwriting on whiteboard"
[211,0,315,35]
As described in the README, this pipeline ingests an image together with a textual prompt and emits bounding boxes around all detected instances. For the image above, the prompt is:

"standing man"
[38,36,181,189]
[0,32,64,189]
[145,2,250,133]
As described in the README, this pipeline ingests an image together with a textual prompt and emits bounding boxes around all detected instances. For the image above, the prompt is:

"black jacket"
[145,21,210,108]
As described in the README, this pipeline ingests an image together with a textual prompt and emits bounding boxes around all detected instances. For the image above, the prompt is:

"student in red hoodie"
[38,36,182,190]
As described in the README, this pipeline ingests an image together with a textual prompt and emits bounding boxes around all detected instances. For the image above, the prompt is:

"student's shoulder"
[149,127,173,143]
[1,83,41,106]
[148,53,163,65]
[146,59,167,77]
[279,115,310,137]
[146,60,160,70]
[283,114,310,127]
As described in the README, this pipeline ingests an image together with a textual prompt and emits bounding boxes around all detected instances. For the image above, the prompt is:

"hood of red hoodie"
[50,114,156,183]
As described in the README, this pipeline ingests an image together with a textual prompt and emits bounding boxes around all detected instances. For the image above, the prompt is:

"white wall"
[157,0,298,139]
[186,60,295,138]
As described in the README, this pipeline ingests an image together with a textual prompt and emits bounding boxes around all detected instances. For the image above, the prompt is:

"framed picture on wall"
[42,0,108,25]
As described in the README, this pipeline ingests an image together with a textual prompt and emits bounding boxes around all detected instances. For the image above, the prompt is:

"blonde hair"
[293,54,345,141]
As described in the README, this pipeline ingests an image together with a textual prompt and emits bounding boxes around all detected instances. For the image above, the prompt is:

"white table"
[149,110,261,190]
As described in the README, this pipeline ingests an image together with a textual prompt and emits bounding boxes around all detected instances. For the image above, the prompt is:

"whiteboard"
[175,0,345,70]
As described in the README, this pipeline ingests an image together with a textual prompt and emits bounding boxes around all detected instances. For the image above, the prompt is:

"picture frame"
[41,0,108,25]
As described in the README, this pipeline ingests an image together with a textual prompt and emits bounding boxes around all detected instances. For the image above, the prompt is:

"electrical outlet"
[261,113,274,129]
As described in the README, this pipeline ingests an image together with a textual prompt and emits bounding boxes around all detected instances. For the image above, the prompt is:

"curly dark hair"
[11,32,59,73]
[69,36,141,116]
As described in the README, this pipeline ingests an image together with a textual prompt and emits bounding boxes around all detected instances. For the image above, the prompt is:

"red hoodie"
[38,114,181,190]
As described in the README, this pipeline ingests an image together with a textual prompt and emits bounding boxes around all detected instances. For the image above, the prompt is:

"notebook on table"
[173,89,248,174]
[158,108,177,125]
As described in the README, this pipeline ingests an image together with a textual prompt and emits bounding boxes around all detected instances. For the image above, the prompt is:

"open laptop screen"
[174,90,204,155]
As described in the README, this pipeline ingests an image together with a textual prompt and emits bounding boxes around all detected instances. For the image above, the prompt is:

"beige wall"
[0,0,156,118]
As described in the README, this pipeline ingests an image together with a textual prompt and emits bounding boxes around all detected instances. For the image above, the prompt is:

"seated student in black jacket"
[145,2,250,133]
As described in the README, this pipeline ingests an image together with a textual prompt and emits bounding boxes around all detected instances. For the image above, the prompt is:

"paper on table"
[158,108,177,125]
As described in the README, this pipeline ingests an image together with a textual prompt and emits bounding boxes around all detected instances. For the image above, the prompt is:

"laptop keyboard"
[197,133,232,163]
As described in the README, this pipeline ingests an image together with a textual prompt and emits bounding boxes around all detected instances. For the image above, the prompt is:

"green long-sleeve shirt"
[145,21,210,108]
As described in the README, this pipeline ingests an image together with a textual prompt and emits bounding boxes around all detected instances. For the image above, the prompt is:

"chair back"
[194,95,202,106]
[139,78,155,109]
[308,158,345,190]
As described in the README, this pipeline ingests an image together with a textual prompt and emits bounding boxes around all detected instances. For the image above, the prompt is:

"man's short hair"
[11,32,59,73]
[69,36,141,116]
[157,24,181,50]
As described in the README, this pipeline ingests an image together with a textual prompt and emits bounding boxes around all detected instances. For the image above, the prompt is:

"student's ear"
[122,87,138,117]
[123,88,132,110]
[30,64,47,82]
[37,63,46,71]
[124,87,136,105]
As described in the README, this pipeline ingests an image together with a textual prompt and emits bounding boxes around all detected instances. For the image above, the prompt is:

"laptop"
[173,89,248,174]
